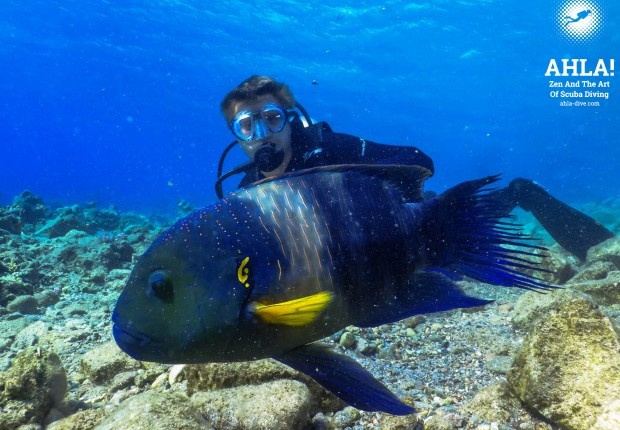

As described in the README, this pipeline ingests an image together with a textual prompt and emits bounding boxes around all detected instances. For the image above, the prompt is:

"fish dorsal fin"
[248,291,334,326]
[251,164,432,202]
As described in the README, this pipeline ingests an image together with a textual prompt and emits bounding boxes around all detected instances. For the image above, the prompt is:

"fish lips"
[112,311,158,359]
[113,323,152,347]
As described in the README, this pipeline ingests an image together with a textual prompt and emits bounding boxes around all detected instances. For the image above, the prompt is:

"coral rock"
[591,399,620,430]
[511,289,581,331]
[0,348,67,429]
[7,295,40,314]
[587,236,620,268]
[567,270,620,306]
[0,214,22,235]
[507,297,620,430]
[46,409,107,430]
[190,379,311,430]
[94,390,210,430]
[464,381,522,424]
[184,359,300,395]
[11,191,47,225]
[80,341,141,385]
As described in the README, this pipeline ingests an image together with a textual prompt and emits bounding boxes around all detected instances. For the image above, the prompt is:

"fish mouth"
[111,310,156,357]
[112,323,153,348]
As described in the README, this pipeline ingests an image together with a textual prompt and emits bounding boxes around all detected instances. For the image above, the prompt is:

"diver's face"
[230,95,292,177]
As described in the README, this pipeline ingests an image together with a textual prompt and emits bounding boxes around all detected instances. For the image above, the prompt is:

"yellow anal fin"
[250,291,334,327]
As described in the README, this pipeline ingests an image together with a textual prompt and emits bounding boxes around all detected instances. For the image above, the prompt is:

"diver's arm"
[326,131,435,175]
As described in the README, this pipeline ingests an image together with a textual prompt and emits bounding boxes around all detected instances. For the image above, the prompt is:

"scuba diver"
[564,9,592,27]
[215,75,614,261]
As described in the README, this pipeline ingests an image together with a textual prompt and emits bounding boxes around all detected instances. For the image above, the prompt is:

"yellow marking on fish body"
[269,194,281,215]
[277,259,282,281]
[296,205,308,226]
[272,229,287,262]
[258,215,270,234]
[237,256,251,288]
[286,224,300,255]
[257,199,266,216]
[283,189,292,210]
[298,190,308,210]
[313,244,323,271]
[301,227,310,248]
[250,291,334,326]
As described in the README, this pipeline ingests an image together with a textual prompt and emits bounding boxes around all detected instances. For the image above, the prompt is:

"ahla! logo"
[556,0,604,43]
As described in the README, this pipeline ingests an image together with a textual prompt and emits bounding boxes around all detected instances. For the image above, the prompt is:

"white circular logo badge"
[556,0,604,42]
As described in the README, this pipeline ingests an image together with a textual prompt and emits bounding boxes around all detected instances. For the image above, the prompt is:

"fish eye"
[147,270,174,303]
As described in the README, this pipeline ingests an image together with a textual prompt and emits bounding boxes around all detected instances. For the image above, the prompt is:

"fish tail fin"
[417,175,554,291]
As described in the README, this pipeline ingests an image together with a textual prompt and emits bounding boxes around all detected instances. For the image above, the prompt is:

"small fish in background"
[112,164,553,415]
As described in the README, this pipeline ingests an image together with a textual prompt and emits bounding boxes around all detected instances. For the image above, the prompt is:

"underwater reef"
[0,190,619,430]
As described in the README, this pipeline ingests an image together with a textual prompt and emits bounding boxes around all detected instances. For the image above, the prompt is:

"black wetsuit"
[239,121,433,188]
[238,119,613,261]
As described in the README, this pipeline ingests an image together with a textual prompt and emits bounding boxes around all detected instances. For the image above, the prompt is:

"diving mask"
[230,104,289,142]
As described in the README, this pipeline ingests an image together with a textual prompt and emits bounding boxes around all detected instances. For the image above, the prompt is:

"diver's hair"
[220,75,296,121]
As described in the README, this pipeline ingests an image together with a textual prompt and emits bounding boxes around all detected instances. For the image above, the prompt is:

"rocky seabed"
[1,191,619,430]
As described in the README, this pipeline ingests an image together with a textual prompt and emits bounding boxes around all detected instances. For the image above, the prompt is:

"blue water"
[1,1,618,215]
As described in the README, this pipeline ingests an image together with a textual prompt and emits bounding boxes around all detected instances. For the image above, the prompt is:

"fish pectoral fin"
[248,291,333,326]
[276,343,414,415]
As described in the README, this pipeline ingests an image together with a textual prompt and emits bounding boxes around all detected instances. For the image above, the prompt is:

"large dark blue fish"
[112,165,551,415]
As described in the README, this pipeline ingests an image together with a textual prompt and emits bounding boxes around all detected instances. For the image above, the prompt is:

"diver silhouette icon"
[563,9,591,26]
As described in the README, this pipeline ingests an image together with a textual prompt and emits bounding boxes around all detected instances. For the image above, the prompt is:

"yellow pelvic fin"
[251,291,334,327]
